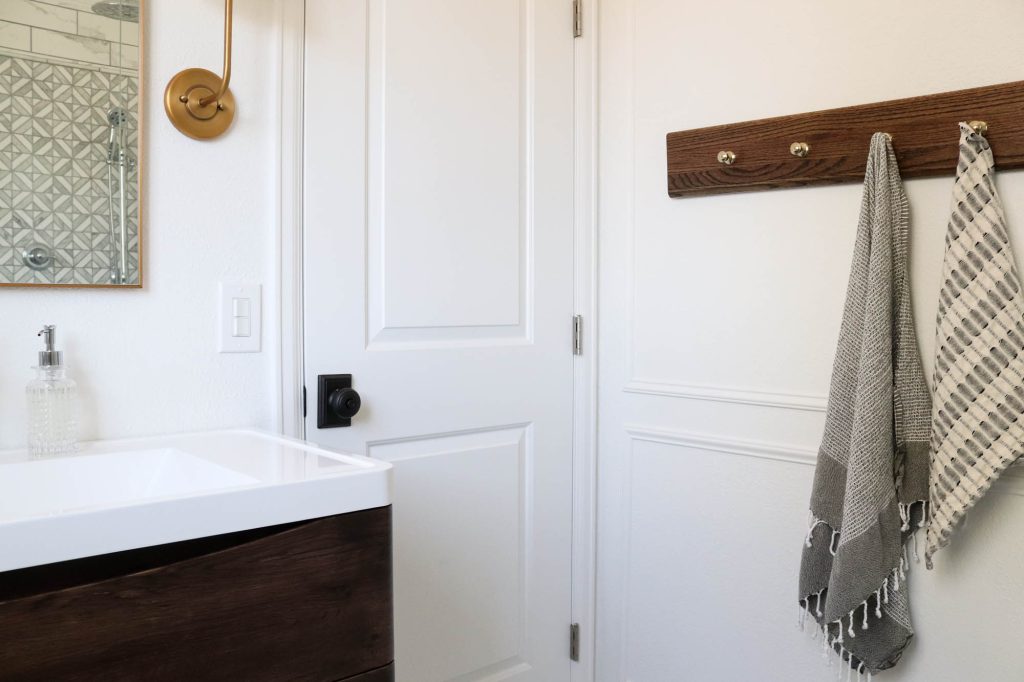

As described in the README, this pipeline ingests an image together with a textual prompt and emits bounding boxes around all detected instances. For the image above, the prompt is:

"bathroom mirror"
[0,0,142,287]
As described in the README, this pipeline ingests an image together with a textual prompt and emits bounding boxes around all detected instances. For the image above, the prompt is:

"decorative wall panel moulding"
[623,379,828,412]
[625,425,817,467]
[625,425,1024,498]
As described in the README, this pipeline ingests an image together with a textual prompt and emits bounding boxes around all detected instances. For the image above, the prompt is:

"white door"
[303,1,576,680]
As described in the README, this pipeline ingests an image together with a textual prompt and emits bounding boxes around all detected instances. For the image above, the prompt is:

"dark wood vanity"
[0,506,394,681]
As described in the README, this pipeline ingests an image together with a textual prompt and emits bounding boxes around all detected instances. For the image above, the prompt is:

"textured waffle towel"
[925,123,1024,568]
[798,133,931,677]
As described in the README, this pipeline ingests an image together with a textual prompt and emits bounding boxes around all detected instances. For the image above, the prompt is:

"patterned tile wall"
[0,51,139,284]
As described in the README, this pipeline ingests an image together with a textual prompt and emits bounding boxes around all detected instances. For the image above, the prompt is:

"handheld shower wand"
[104,108,134,284]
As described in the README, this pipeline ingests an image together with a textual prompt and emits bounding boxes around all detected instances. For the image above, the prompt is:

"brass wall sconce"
[164,0,236,139]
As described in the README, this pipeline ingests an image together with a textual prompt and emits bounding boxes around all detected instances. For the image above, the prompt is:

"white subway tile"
[120,19,137,46]
[110,42,136,69]
[0,20,32,51]
[31,28,110,65]
[30,0,96,12]
[0,1,77,34]
[78,11,119,42]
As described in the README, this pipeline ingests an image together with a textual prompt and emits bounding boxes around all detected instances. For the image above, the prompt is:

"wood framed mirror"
[0,0,143,287]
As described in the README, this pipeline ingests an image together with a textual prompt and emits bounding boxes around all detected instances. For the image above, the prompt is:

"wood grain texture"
[0,507,393,682]
[666,80,1024,197]
[340,662,395,681]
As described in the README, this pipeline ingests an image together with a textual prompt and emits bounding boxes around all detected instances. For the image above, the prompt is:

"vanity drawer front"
[338,662,395,681]
[0,507,393,681]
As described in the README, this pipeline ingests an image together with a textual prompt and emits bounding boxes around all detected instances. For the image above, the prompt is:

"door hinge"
[569,622,581,661]
[572,314,583,356]
[573,0,582,38]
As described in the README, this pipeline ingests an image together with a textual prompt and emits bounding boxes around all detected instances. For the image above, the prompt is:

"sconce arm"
[200,0,233,108]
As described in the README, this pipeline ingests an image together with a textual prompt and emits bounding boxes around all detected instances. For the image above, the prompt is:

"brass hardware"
[717,150,736,165]
[164,0,235,139]
[969,120,988,136]
[882,132,893,141]
[789,142,810,158]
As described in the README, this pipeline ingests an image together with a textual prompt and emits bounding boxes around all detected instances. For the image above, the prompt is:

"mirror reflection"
[0,0,141,287]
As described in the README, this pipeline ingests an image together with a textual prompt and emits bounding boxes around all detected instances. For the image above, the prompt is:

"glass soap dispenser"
[27,325,78,458]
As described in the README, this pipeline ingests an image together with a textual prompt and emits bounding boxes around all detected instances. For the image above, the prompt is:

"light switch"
[232,297,251,317]
[219,282,261,353]
[232,316,251,338]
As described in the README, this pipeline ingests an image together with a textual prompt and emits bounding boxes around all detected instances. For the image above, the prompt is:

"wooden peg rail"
[666,80,1024,198]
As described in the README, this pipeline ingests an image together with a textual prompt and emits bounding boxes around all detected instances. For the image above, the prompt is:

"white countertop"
[0,429,391,572]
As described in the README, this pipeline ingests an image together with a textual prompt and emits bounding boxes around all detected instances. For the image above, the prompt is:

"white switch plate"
[218,282,261,353]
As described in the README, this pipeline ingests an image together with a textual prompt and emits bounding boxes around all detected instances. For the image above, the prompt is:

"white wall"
[0,0,285,449]
[597,1,1024,680]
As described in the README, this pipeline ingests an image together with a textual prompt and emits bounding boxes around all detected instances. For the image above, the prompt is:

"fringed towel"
[926,123,1024,568]
[799,133,931,677]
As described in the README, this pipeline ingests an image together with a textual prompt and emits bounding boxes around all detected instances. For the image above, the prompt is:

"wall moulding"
[625,424,817,467]
[624,425,1024,498]
[623,379,828,412]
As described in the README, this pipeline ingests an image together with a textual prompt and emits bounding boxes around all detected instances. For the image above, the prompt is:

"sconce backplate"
[164,68,236,140]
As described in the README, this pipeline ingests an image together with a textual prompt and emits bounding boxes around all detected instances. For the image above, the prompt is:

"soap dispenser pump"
[26,325,78,458]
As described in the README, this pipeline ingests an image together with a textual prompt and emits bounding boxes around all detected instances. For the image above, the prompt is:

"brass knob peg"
[969,120,988,136]
[789,142,810,158]
[717,150,736,165]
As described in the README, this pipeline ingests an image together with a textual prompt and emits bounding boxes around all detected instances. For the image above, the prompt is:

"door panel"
[303,1,575,680]
[369,426,529,680]
[368,0,524,338]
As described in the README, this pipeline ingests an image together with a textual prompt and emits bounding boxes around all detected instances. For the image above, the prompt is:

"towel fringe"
[798,502,927,678]
[807,621,870,682]
[805,516,830,548]
[899,499,930,531]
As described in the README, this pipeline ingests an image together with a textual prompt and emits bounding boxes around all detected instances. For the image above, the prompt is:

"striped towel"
[926,123,1024,568]
[799,133,931,677]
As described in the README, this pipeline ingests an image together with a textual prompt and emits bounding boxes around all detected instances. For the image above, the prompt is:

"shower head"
[107,108,129,127]
[105,108,134,168]
[90,0,139,22]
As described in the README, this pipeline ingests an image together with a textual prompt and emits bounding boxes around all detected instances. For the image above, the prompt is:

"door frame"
[275,0,306,440]
[274,2,598,678]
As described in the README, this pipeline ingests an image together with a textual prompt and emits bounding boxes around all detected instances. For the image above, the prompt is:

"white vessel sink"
[0,430,391,572]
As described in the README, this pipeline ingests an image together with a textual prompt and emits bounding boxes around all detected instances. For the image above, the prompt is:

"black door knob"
[328,387,361,419]
[317,374,361,429]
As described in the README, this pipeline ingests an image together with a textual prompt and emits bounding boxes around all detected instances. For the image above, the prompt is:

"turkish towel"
[799,133,931,676]
[925,123,1024,568]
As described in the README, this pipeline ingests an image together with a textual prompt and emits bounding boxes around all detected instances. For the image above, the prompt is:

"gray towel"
[926,124,1024,567]
[798,133,931,676]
